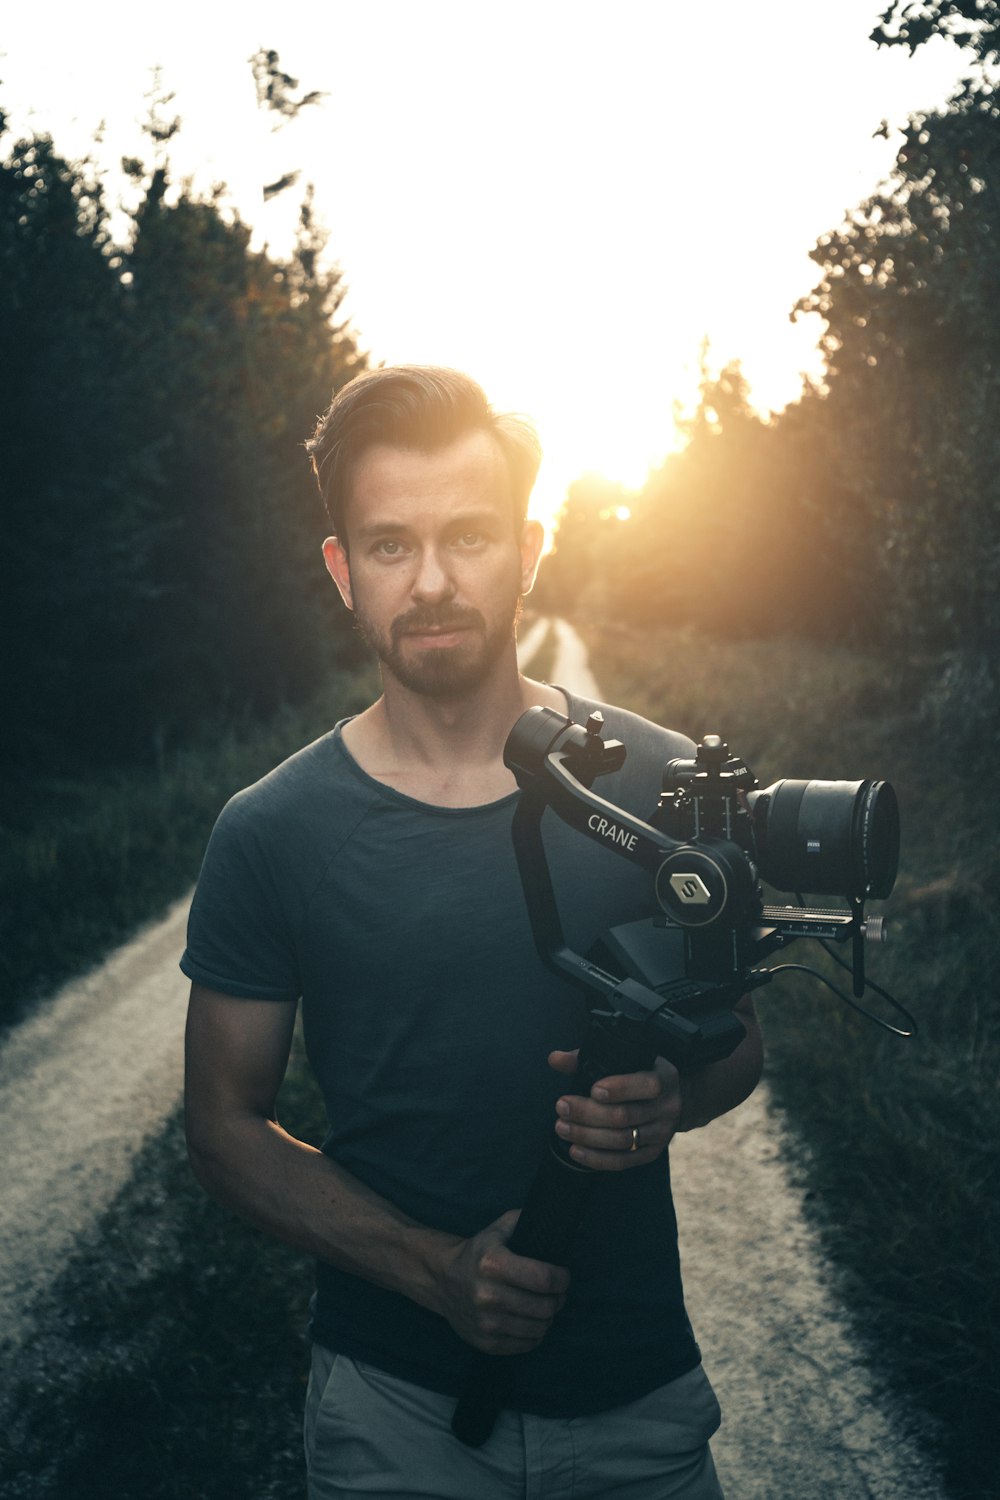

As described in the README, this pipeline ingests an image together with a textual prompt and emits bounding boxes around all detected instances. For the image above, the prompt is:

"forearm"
[184,987,568,1356]
[677,999,763,1132]
[186,1109,459,1316]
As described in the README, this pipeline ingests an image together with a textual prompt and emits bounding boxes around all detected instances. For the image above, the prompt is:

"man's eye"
[456,531,485,547]
[373,539,405,557]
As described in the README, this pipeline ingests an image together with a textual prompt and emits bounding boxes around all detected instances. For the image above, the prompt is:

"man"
[182,366,763,1499]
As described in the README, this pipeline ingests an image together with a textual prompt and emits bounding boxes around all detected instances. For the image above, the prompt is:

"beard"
[353,593,524,698]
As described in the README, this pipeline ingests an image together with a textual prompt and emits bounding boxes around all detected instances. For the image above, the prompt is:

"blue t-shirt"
[181,690,702,1415]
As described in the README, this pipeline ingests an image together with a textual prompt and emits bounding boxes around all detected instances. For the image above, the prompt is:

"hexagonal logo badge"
[669,872,713,905]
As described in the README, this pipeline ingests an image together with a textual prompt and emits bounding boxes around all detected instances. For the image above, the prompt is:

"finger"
[555,1093,663,1132]
[547,1048,580,1076]
[493,1248,570,1298]
[478,1283,566,1326]
[492,1208,523,1241]
[555,1116,668,1155]
[466,1299,558,1355]
[479,1230,571,1298]
[565,1141,660,1171]
[470,1280,567,1352]
[588,1068,664,1104]
[472,1325,553,1356]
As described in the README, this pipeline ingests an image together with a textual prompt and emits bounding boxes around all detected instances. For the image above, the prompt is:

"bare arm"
[183,984,568,1354]
[548,992,764,1168]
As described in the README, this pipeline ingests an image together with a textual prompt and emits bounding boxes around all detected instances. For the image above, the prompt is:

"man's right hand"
[185,988,570,1357]
[438,1210,570,1355]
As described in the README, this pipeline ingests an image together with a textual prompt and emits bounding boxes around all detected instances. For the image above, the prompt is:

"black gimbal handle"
[450,1018,656,1448]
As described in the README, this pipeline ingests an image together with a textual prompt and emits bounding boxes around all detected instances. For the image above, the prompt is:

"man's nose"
[411,547,456,602]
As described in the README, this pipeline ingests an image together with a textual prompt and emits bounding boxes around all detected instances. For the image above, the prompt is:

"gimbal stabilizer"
[452,706,904,1446]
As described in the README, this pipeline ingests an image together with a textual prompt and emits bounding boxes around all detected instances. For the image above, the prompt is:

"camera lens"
[747,778,899,899]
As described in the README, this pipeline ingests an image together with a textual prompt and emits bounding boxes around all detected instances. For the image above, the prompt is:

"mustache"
[391,605,486,642]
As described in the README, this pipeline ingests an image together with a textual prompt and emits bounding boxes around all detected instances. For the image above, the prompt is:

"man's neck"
[342,653,568,807]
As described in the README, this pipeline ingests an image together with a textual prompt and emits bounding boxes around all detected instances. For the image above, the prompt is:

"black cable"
[789,892,919,1038]
[755,961,918,1038]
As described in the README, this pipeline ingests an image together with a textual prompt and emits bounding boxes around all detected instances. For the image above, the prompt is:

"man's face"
[322,431,543,699]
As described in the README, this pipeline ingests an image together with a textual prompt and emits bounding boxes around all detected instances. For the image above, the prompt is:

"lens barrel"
[747,778,899,899]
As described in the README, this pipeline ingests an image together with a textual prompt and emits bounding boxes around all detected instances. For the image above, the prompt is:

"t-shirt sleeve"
[180,796,301,1002]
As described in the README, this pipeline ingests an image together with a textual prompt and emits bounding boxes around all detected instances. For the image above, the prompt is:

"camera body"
[504,706,900,1073]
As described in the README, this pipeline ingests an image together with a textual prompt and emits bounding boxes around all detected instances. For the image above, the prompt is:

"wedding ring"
[630,1125,640,1152]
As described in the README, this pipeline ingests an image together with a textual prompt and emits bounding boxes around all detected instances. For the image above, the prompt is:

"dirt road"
[0,620,944,1497]
[0,894,191,1344]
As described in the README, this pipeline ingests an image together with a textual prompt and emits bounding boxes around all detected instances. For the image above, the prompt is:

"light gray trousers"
[304,1345,725,1500]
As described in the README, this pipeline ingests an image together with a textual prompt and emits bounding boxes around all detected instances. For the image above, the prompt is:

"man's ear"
[322,537,354,611]
[519,519,546,596]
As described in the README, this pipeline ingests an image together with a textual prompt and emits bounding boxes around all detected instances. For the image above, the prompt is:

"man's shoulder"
[217,722,369,847]
[227,728,333,808]
[555,689,694,820]
[561,689,695,762]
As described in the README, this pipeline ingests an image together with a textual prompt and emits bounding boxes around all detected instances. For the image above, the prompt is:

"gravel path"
[0,621,945,1497]
[0,895,192,1345]
[672,1091,941,1499]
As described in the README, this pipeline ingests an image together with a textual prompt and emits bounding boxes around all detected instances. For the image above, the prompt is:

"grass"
[580,618,999,1500]
[0,665,378,1030]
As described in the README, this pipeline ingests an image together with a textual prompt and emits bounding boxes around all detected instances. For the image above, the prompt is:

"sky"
[1,1,973,532]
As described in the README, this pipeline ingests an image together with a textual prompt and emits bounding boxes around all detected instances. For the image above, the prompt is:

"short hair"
[306,366,541,541]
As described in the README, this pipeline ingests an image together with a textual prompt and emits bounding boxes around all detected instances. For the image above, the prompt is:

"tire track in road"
[521,616,944,1500]
[0,895,191,1347]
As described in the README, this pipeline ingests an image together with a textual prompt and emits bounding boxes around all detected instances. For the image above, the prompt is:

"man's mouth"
[405,624,467,635]
[394,610,484,646]
[402,627,470,648]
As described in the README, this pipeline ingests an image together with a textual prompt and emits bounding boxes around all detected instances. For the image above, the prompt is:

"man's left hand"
[547,1051,683,1170]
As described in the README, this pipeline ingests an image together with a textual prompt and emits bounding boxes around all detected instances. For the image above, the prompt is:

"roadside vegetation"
[582,619,999,1500]
[0,669,376,1032]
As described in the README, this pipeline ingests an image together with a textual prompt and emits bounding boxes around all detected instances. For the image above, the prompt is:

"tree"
[0,118,154,768]
[871,0,1000,64]
[546,3,1000,670]
[110,150,366,750]
[544,361,854,641]
[540,473,631,615]
[1,81,366,773]
[249,47,327,200]
[797,18,999,675]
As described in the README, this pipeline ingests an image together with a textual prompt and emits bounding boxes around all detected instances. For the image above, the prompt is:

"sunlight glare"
[0,0,973,549]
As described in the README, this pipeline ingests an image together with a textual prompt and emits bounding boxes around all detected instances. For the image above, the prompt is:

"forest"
[1,3,998,1497]
[1,60,372,1009]
[1,63,367,778]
